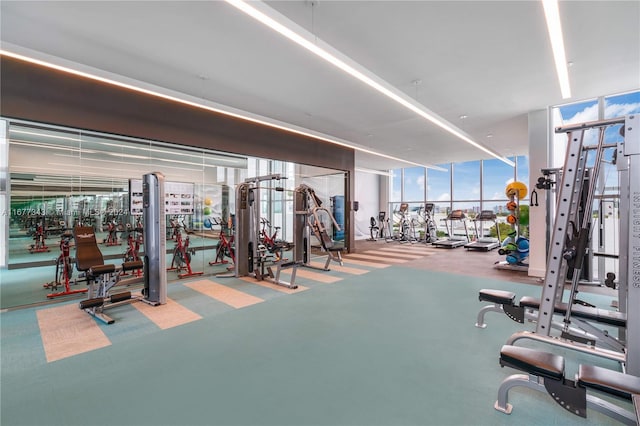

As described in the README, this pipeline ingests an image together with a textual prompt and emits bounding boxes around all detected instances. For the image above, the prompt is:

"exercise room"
[1,1,639,425]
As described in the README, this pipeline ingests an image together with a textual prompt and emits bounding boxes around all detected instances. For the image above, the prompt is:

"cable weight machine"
[293,184,344,271]
[234,174,299,289]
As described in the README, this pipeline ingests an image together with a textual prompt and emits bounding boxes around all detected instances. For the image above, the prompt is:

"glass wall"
[1,120,346,309]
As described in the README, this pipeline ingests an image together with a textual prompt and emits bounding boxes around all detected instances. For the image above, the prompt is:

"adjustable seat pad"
[518,296,626,327]
[500,345,564,380]
[74,226,104,272]
[578,365,640,400]
[89,264,116,276]
[479,289,516,305]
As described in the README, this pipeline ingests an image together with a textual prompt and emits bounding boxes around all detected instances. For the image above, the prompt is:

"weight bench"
[476,289,626,353]
[496,345,640,425]
[74,226,144,324]
[266,260,301,289]
[314,227,344,271]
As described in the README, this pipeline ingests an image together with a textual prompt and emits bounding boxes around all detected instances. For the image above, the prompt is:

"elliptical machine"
[422,203,438,243]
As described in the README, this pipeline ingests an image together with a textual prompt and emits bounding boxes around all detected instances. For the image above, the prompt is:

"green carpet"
[0,265,628,425]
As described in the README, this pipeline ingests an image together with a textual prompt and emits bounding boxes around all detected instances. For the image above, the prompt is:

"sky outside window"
[391,168,402,202]
[452,160,480,201]
[426,164,450,202]
[482,158,515,201]
[403,167,425,202]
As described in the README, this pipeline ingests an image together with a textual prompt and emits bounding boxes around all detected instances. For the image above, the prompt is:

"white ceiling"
[1,1,638,170]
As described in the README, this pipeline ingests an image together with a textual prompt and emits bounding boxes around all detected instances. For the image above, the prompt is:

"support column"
[528,109,549,278]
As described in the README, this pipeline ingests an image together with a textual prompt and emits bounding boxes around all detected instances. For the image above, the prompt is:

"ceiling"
[1,1,638,171]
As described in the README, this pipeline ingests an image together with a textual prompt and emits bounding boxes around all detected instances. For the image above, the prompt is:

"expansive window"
[427,164,451,202]
[391,168,402,202]
[482,157,516,214]
[450,160,480,221]
[551,98,598,168]
[389,157,525,237]
[403,167,426,202]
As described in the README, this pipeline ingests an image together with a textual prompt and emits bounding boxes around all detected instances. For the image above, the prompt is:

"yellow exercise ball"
[505,181,528,200]
[204,197,212,206]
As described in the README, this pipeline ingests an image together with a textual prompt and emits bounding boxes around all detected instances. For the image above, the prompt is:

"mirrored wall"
[1,119,346,309]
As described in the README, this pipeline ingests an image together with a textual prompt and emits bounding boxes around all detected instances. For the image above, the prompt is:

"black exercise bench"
[74,226,144,324]
[495,345,640,425]
[477,289,626,328]
[476,288,628,359]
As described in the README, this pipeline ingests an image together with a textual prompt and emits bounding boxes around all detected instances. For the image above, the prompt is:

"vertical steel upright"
[142,172,167,305]
[623,115,639,375]
[535,129,590,335]
[535,116,637,376]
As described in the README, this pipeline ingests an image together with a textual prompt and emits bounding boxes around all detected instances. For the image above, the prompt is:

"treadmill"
[432,210,469,248]
[464,210,501,251]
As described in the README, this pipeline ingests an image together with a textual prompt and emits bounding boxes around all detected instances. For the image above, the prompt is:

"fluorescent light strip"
[225,0,514,167]
[12,120,248,163]
[10,139,98,154]
[98,141,242,164]
[0,49,435,170]
[11,129,82,142]
[51,153,205,173]
[542,0,571,99]
[355,167,392,177]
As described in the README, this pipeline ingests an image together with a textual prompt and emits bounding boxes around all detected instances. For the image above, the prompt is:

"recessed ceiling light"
[459,115,468,120]
[542,0,572,99]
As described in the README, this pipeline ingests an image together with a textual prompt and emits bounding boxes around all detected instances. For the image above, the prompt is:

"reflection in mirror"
[1,120,347,310]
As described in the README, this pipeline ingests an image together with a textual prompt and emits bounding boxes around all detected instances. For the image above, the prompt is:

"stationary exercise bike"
[168,224,203,278]
[122,224,144,277]
[209,217,235,267]
[367,216,380,241]
[103,219,122,246]
[259,217,292,261]
[29,221,50,253]
[43,230,88,299]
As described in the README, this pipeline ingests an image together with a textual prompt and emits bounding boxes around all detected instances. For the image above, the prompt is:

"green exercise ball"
[203,206,211,216]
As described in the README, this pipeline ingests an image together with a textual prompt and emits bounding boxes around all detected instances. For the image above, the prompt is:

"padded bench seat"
[496,345,640,424]
[499,345,564,380]
[479,289,516,305]
[500,345,640,400]
[518,296,626,328]
[579,365,640,401]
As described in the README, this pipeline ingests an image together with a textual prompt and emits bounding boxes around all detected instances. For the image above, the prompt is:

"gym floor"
[0,241,626,425]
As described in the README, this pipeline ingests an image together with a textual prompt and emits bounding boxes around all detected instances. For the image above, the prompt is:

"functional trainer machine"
[293,183,344,271]
[432,210,469,248]
[77,172,167,324]
[489,116,640,420]
[234,174,299,289]
[464,210,501,251]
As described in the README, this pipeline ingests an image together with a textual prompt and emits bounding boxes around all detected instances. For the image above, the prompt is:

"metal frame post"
[142,172,167,305]
[623,114,639,375]
[536,129,589,334]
